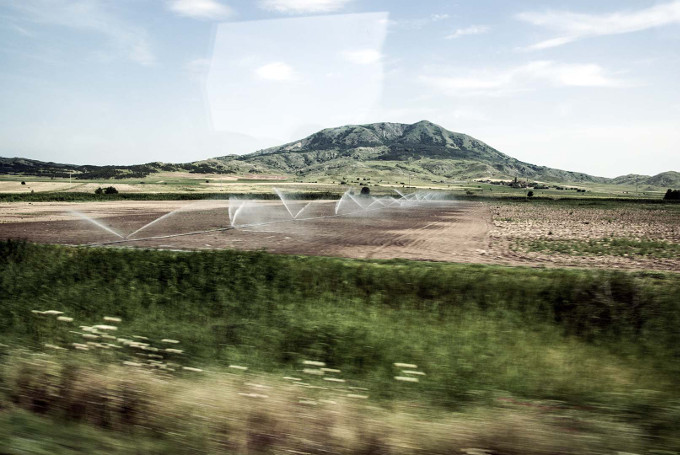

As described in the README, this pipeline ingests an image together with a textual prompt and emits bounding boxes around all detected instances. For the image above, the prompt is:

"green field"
[1,240,679,453]
[1,169,673,201]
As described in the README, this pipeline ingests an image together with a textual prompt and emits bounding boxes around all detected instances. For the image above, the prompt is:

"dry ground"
[1,199,678,271]
[488,202,680,271]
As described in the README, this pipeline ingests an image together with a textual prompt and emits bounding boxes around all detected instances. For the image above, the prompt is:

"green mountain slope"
[233,121,608,183]
[2,121,677,186]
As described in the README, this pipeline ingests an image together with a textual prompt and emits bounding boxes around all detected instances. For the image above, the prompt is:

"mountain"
[225,121,608,183]
[612,171,680,188]
[2,121,677,186]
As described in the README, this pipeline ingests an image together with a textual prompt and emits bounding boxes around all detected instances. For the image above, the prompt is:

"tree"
[104,186,119,194]
[360,186,370,196]
[664,189,680,200]
[527,190,534,197]
[94,187,103,195]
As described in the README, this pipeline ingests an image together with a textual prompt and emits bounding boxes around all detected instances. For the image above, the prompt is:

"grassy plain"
[1,240,679,453]
[0,169,672,200]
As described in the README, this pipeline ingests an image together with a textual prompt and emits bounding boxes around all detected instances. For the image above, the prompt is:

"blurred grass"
[1,240,680,452]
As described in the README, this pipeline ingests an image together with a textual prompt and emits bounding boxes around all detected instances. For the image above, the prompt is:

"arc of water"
[273,188,296,219]
[127,210,177,239]
[346,193,368,210]
[335,190,351,215]
[393,188,407,200]
[70,211,124,239]
[230,199,249,227]
[294,201,312,219]
[128,200,222,239]
[372,197,386,206]
[228,198,241,226]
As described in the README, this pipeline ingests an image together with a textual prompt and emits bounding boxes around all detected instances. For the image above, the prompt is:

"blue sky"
[1,0,678,177]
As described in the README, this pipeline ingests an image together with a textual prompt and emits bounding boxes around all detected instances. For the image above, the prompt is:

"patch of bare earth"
[487,203,680,272]
[0,200,494,264]
[2,199,678,271]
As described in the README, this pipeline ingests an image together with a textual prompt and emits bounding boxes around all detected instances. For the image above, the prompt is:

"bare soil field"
[0,200,492,263]
[488,202,680,271]
[1,199,678,271]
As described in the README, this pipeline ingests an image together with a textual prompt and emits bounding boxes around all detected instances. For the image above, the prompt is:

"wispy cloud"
[431,14,449,22]
[341,49,381,65]
[254,61,296,81]
[421,61,631,96]
[259,0,352,14]
[445,25,489,39]
[518,1,680,50]
[2,0,155,65]
[168,0,232,20]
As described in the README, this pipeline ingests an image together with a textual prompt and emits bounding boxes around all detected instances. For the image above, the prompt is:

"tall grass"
[1,240,678,402]
[1,240,680,451]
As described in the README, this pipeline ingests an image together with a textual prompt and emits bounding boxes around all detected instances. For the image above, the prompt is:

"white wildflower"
[93,324,117,331]
[303,368,324,375]
[394,362,417,369]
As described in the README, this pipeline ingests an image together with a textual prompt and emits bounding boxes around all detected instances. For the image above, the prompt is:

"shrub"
[664,189,680,200]
[527,190,534,197]
[104,186,118,195]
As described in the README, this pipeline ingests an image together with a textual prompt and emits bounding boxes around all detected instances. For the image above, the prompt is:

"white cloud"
[431,14,449,22]
[3,0,155,65]
[341,49,381,65]
[207,12,387,141]
[259,0,352,13]
[517,1,680,50]
[168,0,232,20]
[254,61,296,81]
[421,61,630,96]
[445,25,489,39]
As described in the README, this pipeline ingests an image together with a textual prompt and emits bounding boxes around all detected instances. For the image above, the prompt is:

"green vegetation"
[0,191,341,203]
[665,189,680,200]
[94,186,119,195]
[1,241,678,398]
[1,240,680,452]
[4,122,679,190]
[520,237,680,259]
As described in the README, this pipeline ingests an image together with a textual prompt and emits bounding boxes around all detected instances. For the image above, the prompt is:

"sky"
[1,0,679,177]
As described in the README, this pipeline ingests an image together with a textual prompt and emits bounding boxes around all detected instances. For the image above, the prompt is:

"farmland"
[0,183,679,454]
[1,240,680,453]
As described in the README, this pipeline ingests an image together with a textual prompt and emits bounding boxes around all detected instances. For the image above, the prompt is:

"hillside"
[1,121,677,186]
[228,121,610,184]
[0,157,263,180]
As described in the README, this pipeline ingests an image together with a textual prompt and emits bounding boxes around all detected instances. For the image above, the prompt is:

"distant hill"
[611,171,680,188]
[0,157,254,180]
[230,120,608,183]
[1,121,677,186]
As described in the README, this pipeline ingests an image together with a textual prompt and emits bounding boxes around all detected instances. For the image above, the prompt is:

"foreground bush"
[1,240,679,451]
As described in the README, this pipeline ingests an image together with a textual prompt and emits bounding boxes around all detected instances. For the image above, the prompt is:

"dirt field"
[1,199,678,271]
[488,202,680,271]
